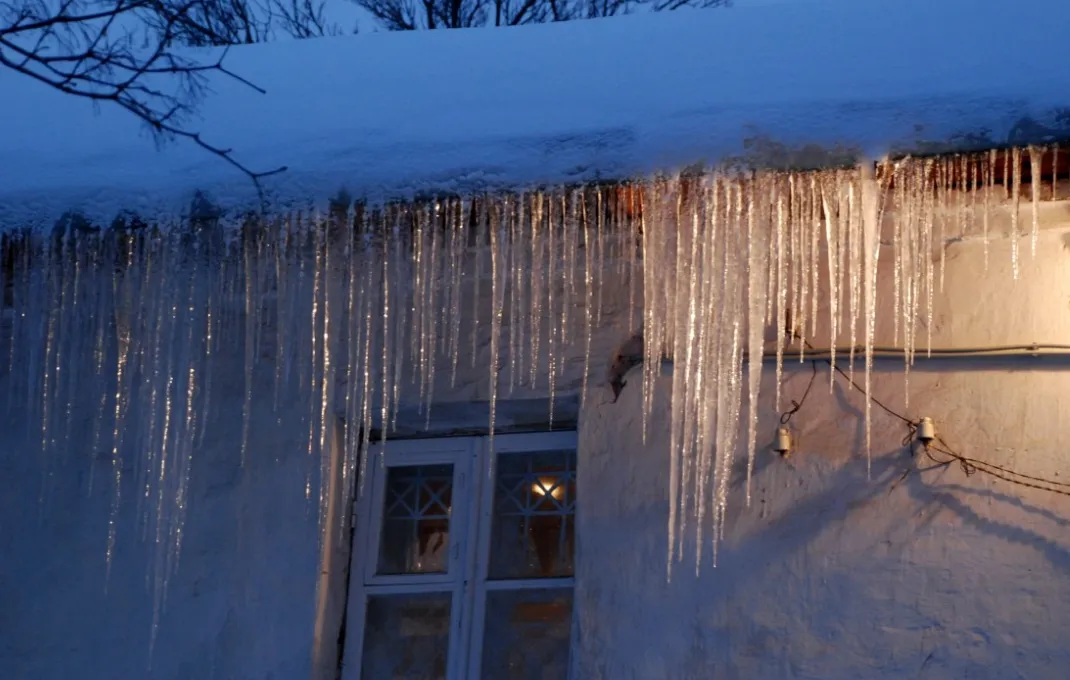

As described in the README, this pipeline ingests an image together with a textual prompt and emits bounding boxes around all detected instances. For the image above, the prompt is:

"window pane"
[480,588,574,680]
[489,450,576,579]
[361,592,451,680]
[378,464,453,575]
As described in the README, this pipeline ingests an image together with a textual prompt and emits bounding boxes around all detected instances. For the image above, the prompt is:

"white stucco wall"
[4,190,1070,680]
[575,213,1070,678]
[0,339,321,680]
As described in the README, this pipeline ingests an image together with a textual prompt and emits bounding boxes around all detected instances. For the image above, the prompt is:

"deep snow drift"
[3,0,1070,227]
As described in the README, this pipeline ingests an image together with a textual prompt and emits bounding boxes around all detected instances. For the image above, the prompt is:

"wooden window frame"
[341,430,579,680]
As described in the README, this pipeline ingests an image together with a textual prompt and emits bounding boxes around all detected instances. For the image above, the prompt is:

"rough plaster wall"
[0,338,321,680]
[0,243,640,679]
[576,223,1070,679]
[5,194,1070,679]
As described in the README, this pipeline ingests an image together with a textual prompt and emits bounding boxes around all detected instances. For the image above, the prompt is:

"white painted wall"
[575,209,1070,679]
[0,339,321,680]
[4,192,1070,679]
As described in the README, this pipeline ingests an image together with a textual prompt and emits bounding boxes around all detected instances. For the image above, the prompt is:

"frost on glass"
[488,450,576,579]
[378,463,453,575]
[360,592,451,680]
[479,588,574,680]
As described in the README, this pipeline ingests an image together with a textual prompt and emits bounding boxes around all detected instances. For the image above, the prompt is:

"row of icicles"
[0,148,1062,630]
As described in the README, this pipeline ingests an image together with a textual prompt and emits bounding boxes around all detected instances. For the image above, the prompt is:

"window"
[342,431,578,680]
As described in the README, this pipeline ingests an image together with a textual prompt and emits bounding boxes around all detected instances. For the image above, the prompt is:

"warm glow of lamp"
[531,476,564,501]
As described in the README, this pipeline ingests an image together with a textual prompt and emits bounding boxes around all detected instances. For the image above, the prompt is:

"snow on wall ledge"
[3,0,1070,228]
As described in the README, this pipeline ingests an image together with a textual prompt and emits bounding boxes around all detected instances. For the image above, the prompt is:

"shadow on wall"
[577,361,1070,680]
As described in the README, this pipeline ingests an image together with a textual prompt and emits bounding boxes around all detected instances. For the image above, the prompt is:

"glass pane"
[378,464,453,575]
[480,588,574,680]
[361,592,451,680]
[489,450,576,579]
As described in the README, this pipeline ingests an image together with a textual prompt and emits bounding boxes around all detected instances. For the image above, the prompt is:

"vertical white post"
[311,414,352,680]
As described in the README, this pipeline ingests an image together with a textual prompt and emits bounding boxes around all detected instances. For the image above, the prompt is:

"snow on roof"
[2,0,1070,228]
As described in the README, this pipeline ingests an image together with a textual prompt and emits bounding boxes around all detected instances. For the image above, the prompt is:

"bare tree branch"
[650,0,728,11]
[142,0,339,46]
[353,0,729,31]
[1,0,287,197]
[273,0,338,38]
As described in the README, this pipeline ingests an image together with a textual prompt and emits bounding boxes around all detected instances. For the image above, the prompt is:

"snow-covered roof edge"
[2,0,1069,230]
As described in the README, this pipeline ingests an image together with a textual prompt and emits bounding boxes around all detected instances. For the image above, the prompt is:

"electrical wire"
[779,359,817,426]
[776,339,1070,498]
[775,343,1070,361]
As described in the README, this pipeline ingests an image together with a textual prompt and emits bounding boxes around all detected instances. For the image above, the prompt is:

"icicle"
[471,200,485,369]
[845,172,861,388]
[1011,147,1021,280]
[152,228,184,655]
[171,239,202,575]
[809,174,822,351]
[1029,146,1042,258]
[546,194,559,427]
[357,210,377,499]
[305,220,324,499]
[965,155,976,248]
[860,160,881,472]
[241,227,256,468]
[937,158,947,295]
[788,174,802,352]
[55,231,79,457]
[488,203,503,458]
[552,191,577,423]
[595,188,605,329]
[384,214,402,441]
[1054,145,1060,200]
[105,235,135,579]
[561,191,577,378]
[274,215,290,410]
[667,176,691,572]
[529,194,544,388]
[318,218,337,541]
[721,220,745,562]
[449,200,466,388]
[963,156,971,244]
[891,161,904,347]
[773,176,788,412]
[984,150,994,271]
[692,176,720,569]
[425,203,442,424]
[410,206,424,392]
[745,175,767,505]
[822,175,840,383]
[640,181,659,445]
[507,196,520,395]
[691,178,713,570]
[343,208,359,497]
[39,237,60,458]
[389,211,406,432]
[926,160,938,357]
[681,179,710,556]
[581,191,593,407]
[626,185,640,336]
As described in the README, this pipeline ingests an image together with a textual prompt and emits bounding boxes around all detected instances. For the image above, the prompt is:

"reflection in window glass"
[378,464,453,575]
[489,450,576,579]
[480,588,573,679]
[361,592,451,680]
